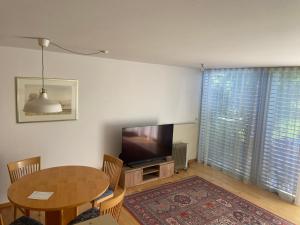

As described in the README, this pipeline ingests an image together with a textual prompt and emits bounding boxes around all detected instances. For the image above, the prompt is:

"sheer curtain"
[199,68,264,181]
[198,67,300,204]
[258,67,300,202]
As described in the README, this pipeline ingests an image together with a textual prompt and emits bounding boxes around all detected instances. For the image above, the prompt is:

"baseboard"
[188,158,197,165]
[0,202,10,209]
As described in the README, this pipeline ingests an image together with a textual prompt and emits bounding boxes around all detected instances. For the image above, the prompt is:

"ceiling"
[1,0,300,68]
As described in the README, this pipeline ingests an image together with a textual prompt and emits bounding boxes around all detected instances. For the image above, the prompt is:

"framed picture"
[16,77,79,123]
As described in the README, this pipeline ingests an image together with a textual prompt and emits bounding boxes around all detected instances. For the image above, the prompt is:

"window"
[259,68,300,199]
[199,67,300,201]
[199,69,262,180]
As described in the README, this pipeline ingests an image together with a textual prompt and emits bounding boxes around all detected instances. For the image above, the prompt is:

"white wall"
[0,46,201,203]
[173,123,199,160]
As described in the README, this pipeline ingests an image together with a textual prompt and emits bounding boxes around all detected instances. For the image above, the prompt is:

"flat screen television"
[120,124,174,166]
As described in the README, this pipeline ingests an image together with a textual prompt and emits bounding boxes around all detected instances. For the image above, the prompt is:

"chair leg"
[13,205,30,219]
[13,205,17,220]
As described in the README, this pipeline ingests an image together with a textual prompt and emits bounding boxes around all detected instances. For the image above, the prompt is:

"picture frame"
[15,77,79,123]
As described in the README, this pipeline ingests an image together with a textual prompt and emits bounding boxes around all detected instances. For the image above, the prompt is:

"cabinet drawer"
[124,170,143,187]
[160,162,174,178]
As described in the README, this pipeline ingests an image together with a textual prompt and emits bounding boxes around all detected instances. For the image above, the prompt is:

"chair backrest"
[0,214,3,225]
[99,188,126,222]
[7,156,41,183]
[102,154,123,192]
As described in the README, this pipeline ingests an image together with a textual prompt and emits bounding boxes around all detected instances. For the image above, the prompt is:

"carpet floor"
[124,176,294,225]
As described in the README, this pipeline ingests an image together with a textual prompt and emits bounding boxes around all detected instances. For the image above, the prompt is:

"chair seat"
[94,188,114,201]
[68,208,100,225]
[10,216,42,225]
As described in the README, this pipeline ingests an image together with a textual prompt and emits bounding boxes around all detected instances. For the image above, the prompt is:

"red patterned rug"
[124,176,294,225]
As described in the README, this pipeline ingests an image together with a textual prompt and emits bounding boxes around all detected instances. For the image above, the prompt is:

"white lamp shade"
[23,92,62,113]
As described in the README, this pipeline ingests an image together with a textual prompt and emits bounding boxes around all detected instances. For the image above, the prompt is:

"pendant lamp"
[23,38,62,113]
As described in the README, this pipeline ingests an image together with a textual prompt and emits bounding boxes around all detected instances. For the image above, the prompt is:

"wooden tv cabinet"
[120,160,174,188]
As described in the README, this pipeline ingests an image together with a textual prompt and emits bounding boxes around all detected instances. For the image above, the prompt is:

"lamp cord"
[42,45,45,91]
[51,42,107,56]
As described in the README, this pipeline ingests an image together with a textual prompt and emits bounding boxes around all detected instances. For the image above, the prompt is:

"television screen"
[120,124,174,165]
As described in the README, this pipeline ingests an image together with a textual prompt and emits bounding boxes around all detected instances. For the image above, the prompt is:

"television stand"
[120,160,174,188]
[127,159,165,168]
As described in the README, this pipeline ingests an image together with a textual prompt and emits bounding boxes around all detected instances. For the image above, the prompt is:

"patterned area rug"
[124,176,294,225]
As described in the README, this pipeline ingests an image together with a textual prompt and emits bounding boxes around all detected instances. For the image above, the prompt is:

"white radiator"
[172,142,188,171]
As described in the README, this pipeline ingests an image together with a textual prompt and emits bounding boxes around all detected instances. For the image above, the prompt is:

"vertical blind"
[199,67,300,202]
[259,68,300,199]
[199,69,262,180]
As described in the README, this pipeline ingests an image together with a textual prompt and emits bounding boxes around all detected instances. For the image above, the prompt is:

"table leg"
[45,210,61,225]
[25,209,30,216]
[62,207,78,225]
[45,207,77,225]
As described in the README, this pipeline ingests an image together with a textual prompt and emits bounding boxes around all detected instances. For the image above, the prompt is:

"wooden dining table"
[7,165,110,225]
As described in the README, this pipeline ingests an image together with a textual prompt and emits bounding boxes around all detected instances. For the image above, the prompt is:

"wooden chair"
[7,156,41,183]
[69,188,126,225]
[92,155,123,206]
[99,188,125,221]
[102,154,123,192]
[7,156,41,219]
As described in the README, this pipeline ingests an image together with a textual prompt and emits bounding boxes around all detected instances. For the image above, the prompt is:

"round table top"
[7,166,110,211]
